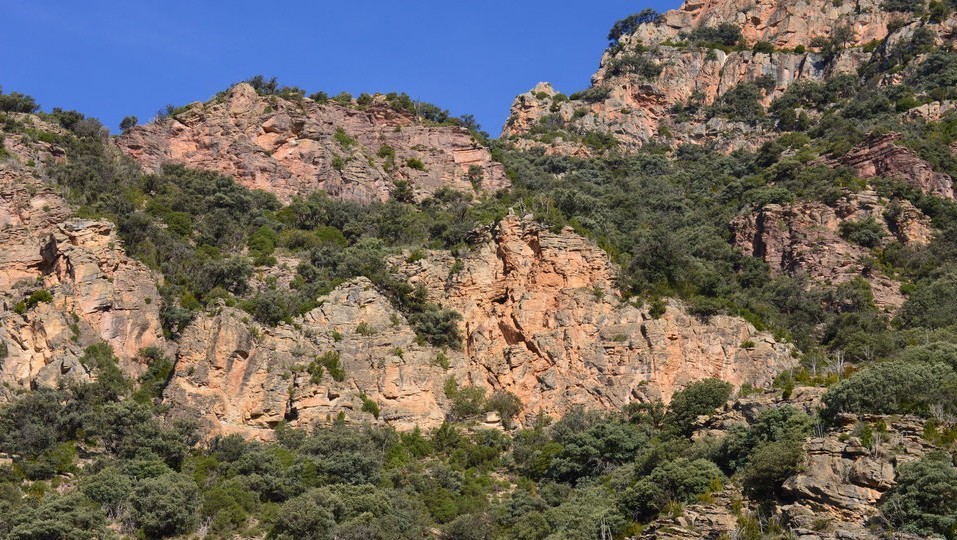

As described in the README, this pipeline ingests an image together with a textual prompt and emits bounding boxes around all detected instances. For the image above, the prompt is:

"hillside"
[2,0,957,538]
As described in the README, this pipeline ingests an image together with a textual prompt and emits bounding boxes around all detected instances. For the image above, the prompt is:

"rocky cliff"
[164,214,794,438]
[502,0,956,154]
[731,190,932,312]
[117,83,508,204]
[0,115,164,396]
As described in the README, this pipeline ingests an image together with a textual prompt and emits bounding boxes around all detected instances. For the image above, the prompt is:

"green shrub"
[741,438,804,497]
[360,393,381,419]
[334,127,356,148]
[664,378,733,435]
[822,360,957,417]
[406,158,426,170]
[311,351,345,383]
[689,23,743,48]
[839,216,884,248]
[605,55,662,79]
[0,89,39,113]
[607,9,661,46]
[880,451,957,537]
[131,473,201,538]
[569,87,611,103]
[620,458,724,521]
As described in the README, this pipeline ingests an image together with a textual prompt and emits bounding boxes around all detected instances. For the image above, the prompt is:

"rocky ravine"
[117,83,508,204]
[165,214,794,438]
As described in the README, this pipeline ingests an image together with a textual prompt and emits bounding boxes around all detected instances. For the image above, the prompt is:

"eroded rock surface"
[0,123,164,395]
[117,83,508,203]
[731,191,932,312]
[165,215,795,437]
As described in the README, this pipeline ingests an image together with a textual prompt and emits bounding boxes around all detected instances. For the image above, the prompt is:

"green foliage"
[360,393,381,419]
[880,451,957,537]
[0,88,40,113]
[119,115,137,131]
[334,127,356,148]
[607,10,660,46]
[569,87,611,103]
[839,216,885,248]
[665,379,733,435]
[741,438,805,498]
[897,272,957,329]
[606,55,662,79]
[131,472,201,537]
[310,351,345,383]
[688,23,743,48]
[620,458,724,521]
[709,83,765,122]
[882,0,925,12]
[823,360,957,417]
[406,157,426,170]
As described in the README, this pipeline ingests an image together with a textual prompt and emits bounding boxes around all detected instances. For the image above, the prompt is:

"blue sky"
[0,1,680,135]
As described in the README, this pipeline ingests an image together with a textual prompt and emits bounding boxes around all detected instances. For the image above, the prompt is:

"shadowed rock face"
[830,133,955,199]
[164,214,794,439]
[116,83,508,204]
[731,191,932,313]
[0,117,165,397]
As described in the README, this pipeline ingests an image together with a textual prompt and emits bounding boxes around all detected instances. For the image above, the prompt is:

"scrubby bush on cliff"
[880,451,957,537]
[822,360,957,417]
[664,378,733,436]
[688,23,743,48]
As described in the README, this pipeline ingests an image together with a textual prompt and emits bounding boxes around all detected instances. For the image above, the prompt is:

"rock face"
[117,84,508,203]
[399,215,795,416]
[0,120,165,395]
[731,191,931,312]
[166,279,450,438]
[501,0,953,157]
[831,133,955,199]
[164,215,795,437]
[780,414,935,539]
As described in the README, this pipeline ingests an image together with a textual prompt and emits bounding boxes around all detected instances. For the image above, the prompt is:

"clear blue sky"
[0,0,680,135]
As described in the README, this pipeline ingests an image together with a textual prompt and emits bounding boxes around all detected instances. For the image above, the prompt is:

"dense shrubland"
[5,14,957,533]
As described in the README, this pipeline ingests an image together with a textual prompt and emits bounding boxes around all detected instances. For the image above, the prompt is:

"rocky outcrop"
[164,215,795,437]
[0,123,164,395]
[166,279,449,438]
[117,83,508,203]
[731,191,932,312]
[501,0,957,157]
[398,214,795,417]
[831,133,955,199]
[780,414,935,538]
[631,0,895,50]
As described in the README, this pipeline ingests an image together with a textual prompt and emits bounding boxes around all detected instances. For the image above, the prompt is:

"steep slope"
[502,0,957,155]
[0,115,164,397]
[165,214,794,438]
[117,83,508,203]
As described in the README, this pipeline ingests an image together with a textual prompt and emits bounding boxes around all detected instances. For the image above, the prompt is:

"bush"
[569,87,611,103]
[131,473,201,537]
[822,360,957,417]
[897,272,957,329]
[620,458,724,521]
[605,55,662,79]
[839,216,885,248]
[0,89,39,113]
[880,451,957,537]
[664,378,733,435]
[741,438,804,497]
[607,9,661,46]
[406,158,426,170]
[882,0,925,11]
[689,23,743,48]
[710,83,765,122]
